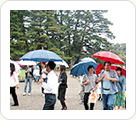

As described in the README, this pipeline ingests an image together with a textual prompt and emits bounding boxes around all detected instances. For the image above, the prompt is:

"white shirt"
[16,69,21,76]
[10,71,19,87]
[42,70,58,94]
[33,66,40,76]
[80,75,84,84]
[42,68,47,78]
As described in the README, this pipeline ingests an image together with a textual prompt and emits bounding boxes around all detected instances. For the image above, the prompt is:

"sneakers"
[79,101,84,104]
[23,93,31,96]
[98,97,102,101]
[42,94,45,97]
[23,92,26,96]
[62,107,67,110]
[11,104,19,106]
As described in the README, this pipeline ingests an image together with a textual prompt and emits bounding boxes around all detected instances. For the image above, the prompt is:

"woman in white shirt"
[40,63,48,97]
[10,63,19,106]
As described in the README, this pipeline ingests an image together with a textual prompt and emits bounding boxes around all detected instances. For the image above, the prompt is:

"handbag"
[88,91,97,103]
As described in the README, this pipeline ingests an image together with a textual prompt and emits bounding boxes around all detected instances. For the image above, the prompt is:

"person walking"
[33,65,40,83]
[114,67,126,110]
[23,65,33,96]
[82,65,98,110]
[10,63,19,106]
[97,61,119,110]
[97,68,104,101]
[58,65,68,110]
[79,75,85,104]
[39,61,58,110]
[40,62,48,97]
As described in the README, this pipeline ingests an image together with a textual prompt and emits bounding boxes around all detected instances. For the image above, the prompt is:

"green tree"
[10,10,116,65]
[57,10,115,64]
[108,43,126,66]
[10,10,27,59]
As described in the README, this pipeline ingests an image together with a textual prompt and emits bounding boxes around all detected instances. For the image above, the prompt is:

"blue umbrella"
[70,61,98,77]
[20,49,62,62]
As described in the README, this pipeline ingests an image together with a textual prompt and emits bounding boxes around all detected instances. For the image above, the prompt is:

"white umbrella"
[55,60,69,68]
[18,60,37,66]
[10,60,21,75]
[80,57,96,63]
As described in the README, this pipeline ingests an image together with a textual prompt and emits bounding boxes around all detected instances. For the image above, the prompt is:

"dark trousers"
[84,93,95,110]
[60,100,67,109]
[10,87,19,105]
[58,87,67,109]
[43,94,56,110]
[41,87,44,94]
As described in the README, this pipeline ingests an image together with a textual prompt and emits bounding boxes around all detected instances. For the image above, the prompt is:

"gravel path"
[10,71,124,110]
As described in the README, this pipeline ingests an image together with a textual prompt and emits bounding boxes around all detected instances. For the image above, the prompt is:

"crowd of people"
[10,61,68,110]
[10,61,126,110]
[78,61,126,110]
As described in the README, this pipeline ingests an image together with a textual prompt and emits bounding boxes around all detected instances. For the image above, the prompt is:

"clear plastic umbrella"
[55,60,69,68]
[18,60,37,66]
[10,60,21,75]
[80,57,96,63]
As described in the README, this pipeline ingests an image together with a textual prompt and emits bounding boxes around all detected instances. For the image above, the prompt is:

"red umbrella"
[93,51,124,65]
[96,64,126,77]
[111,65,126,78]
[96,64,105,76]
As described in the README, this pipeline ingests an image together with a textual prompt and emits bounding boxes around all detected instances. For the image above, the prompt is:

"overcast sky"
[104,9,133,44]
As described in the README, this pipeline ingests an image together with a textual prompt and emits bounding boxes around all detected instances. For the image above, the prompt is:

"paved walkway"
[10,71,124,110]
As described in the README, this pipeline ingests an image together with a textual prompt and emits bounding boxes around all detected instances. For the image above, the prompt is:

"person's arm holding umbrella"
[98,72,118,82]
[42,69,48,74]
[98,62,119,82]
[105,70,119,82]
[25,66,30,73]
[104,76,118,82]
[97,72,105,83]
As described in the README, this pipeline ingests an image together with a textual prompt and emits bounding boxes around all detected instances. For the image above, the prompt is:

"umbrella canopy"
[96,64,126,77]
[70,61,98,77]
[16,60,37,66]
[111,65,126,78]
[14,61,22,66]
[93,51,124,65]
[79,57,96,63]
[20,49,62,62]
[96,64,105,76]
[55,60,69,68]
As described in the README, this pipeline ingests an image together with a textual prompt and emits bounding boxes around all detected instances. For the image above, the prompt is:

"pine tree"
[10,10,24,59]
[10,10,116,64]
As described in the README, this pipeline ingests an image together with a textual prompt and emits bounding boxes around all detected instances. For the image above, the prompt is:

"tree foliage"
[10,10,124,65]
[108,43,126,66]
